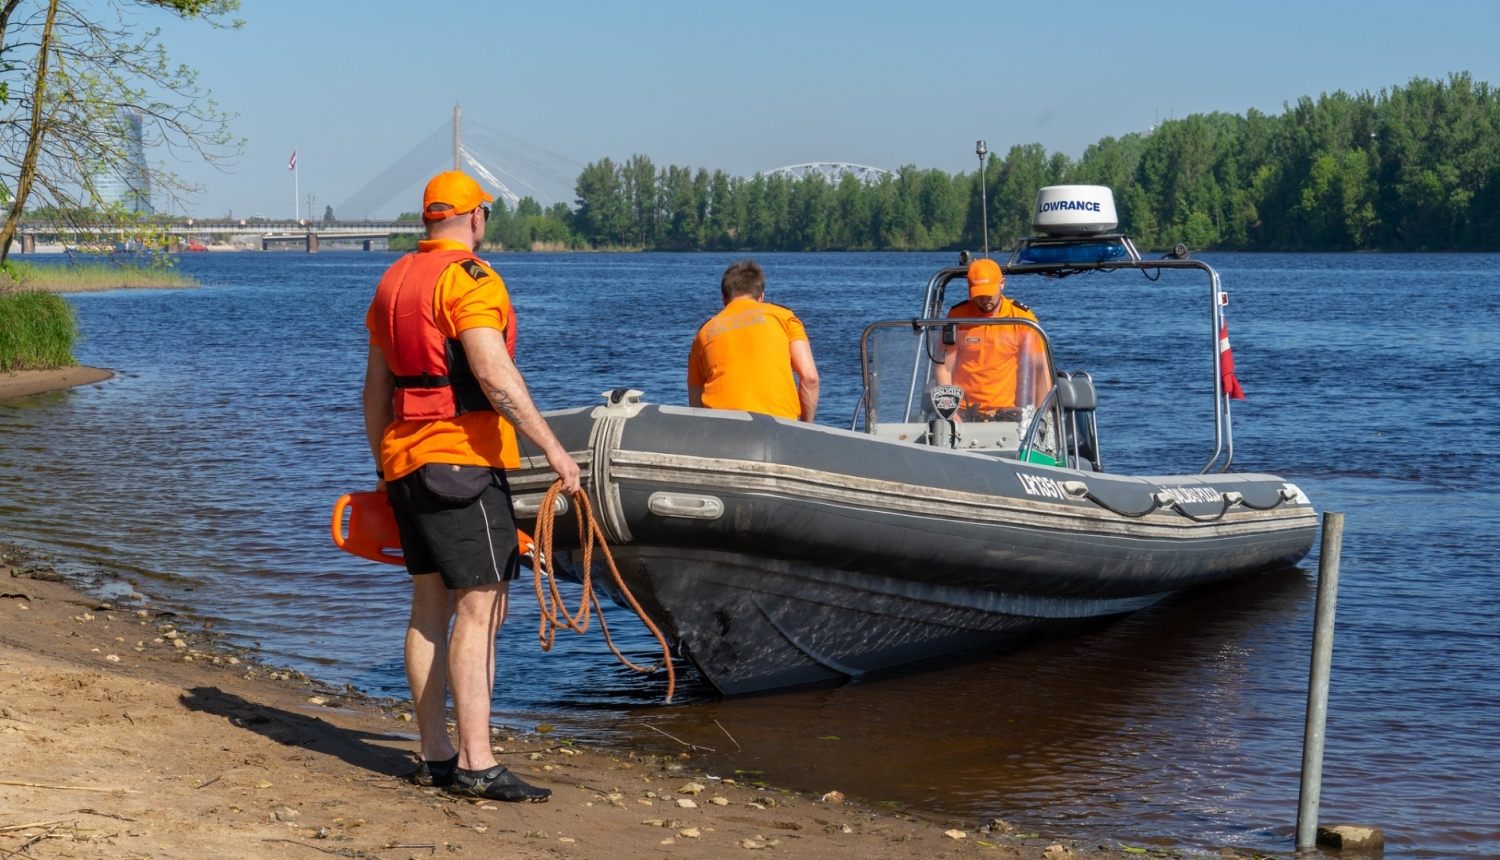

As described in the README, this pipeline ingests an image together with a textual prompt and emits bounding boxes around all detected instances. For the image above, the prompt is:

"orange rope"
[530,480,676,703]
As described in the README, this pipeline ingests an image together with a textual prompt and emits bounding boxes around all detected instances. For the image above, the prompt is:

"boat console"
[858,315,1062,462]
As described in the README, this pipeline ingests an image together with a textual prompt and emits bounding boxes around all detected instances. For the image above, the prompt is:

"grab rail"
[898,255,1231,474]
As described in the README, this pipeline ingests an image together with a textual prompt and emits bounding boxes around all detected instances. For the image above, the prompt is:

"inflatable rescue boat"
[509,185,1317,695]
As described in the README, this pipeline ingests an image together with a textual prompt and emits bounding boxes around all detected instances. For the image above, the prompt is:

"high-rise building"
[94,112,153,214]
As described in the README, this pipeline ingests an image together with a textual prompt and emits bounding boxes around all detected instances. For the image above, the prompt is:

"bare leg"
[406,573,457,762]
[449,580,508,771]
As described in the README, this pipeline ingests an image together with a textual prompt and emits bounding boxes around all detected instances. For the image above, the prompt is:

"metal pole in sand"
[1296,511,1344,852]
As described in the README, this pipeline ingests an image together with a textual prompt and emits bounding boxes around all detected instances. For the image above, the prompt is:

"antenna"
[453,105,461,172]
[976,140,988,257]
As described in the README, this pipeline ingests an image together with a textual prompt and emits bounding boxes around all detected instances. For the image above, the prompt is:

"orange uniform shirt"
[365,239,520,480]
[945,297,1043,410]
[688,297,808,420]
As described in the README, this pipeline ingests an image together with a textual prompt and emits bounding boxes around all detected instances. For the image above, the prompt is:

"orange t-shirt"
[365,239,519,480]
[687,297,808,419]
[945,297,1043,410]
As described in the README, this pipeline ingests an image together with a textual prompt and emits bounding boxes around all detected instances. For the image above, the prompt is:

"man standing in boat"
[934,258,1046,421]
[688,259,820,421]
[362,170,580,803]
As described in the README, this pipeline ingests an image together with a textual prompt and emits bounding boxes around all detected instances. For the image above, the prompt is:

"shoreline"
[0,366,113,400]
[0,547,1200,860]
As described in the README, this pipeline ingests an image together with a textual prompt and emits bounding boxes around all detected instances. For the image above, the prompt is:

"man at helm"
[933,258,1047,421]
[363,171,580,803]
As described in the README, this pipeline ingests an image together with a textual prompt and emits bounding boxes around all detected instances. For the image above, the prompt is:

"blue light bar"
[1017,239,1129,266]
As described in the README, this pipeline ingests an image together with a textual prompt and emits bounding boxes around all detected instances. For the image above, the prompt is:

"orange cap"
[422,171,494,220]
[966,258,1004,297]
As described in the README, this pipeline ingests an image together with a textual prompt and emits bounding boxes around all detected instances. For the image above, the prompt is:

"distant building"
[94,112,153,214]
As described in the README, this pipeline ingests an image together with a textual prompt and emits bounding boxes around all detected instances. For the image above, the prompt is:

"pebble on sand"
[679,828,701,838]
[1044,844,1074,859]
[711,797,729,806]
[105,654,120,662]
[679,782,705,795]
[945,829,967,840]
[676,798,697,809]
[821,790,845,803]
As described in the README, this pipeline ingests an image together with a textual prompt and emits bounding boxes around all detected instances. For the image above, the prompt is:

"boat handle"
[513,493,569,518]
[647,492,725,520]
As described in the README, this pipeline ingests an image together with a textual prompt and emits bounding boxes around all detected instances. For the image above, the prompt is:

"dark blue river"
[1,251,1496,857]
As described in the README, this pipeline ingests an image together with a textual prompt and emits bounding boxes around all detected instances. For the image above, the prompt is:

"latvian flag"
[1219,308,1246,400]
[288,150,297,170]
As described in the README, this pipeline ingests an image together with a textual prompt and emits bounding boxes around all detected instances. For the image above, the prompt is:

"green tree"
[560,72,1500,252]
[0,0,242,263]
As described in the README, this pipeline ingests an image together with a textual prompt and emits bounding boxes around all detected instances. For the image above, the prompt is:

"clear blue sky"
[156,0,1500,219]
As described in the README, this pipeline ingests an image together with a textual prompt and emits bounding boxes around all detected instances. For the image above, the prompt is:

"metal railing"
[909,249,1233,474]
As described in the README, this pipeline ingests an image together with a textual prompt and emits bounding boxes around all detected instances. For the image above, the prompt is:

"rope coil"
[530,479,676,703]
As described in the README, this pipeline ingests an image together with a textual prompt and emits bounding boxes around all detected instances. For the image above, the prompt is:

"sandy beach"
[0,559,1181,860]
[0,367,113,400]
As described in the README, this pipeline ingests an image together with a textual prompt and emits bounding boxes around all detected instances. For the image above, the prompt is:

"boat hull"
[514,402,1317,694]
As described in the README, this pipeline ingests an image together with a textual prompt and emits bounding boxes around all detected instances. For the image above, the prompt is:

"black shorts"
[387,464,521,590]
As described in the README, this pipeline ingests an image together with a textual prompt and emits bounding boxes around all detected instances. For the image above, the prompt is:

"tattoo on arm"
[488,388,524,426]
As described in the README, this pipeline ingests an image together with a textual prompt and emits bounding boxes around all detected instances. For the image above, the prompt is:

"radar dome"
[1032,185,1118,236]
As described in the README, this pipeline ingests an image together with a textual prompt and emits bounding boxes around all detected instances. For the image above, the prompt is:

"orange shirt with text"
[688,297,808,419]
[945,297,1042,410]
[365,239,519,480]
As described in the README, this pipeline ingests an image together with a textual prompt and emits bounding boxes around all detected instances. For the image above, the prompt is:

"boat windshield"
[858,318,1061,460]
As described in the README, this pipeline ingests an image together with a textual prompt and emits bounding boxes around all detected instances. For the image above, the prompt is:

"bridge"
[764,163,891,184]
[12,109,895,253]
[13,219,425,253]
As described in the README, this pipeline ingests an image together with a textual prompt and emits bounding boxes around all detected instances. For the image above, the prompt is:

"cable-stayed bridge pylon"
[335,109,582,220]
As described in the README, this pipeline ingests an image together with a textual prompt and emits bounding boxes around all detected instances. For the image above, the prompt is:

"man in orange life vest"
[362,171,580,803]
[688,259,820,421]
[933,258,1047,421]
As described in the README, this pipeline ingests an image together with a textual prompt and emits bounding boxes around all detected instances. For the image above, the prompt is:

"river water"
[1,251,1496,857]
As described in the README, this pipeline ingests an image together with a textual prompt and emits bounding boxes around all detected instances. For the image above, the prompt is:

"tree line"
[487,72,1500,253]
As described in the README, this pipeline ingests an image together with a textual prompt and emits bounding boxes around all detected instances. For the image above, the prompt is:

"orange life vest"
[370,249,517,422]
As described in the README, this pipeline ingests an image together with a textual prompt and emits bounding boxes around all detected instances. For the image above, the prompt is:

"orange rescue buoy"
[332,491,538,568]
[331,491,404,565]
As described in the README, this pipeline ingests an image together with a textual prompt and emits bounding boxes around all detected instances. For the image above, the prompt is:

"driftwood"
[0,780,128,793]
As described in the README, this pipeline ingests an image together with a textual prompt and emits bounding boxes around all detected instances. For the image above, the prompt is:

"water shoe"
[410,754,459,787]
[445,765,551,803]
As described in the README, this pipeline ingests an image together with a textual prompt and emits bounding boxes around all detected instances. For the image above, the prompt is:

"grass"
[0,290,78,371]
[8,260,198,292]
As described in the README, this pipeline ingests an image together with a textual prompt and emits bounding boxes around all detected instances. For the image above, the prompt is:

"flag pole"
[294,153,300,221]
